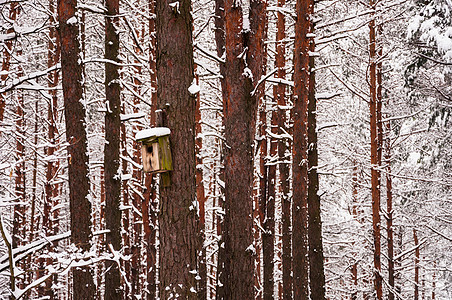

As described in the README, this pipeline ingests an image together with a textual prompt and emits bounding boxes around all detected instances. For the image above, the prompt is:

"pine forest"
[0,0,451,298]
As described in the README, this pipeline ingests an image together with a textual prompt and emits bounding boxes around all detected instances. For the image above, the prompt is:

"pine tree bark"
[155,0,199,296]
[221,0,258,296]
[307,2,326,297]
[274,0,292,296]
[414,229,419,300]
[57,1,95,298]
[292,0,310,297]
[369,0,382,298]
[104,0,122,296]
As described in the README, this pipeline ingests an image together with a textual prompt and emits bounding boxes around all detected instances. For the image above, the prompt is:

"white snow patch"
[169,1,180,13]
[135,127,171,141]
[67,16,77,25]
[188,83,201,96]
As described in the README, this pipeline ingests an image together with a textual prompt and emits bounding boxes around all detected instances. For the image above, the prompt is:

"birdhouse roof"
[135,127,171,141]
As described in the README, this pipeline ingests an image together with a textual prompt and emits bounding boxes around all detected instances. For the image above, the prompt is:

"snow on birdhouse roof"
[135,127,171,141]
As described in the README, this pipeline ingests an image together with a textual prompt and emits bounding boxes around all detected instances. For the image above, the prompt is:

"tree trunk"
[414,229,419,300]
[57,1,95,298]
[274,0,292,296]
[369,0,382,298]
[292,0,310,297]
[307,2,326,297]
[221,0,258,296]
[386,112,395,300]
[155,0,199,296]
[104,0,122,296]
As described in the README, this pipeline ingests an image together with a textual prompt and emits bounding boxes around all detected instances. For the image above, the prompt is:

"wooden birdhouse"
[135,127,173,174]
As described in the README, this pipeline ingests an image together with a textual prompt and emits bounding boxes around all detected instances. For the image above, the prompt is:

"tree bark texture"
[248,0,271,298]
[221,0,257,297]
[57,1,95,297]
[104,0,122,296]
[307,3,326,297]
[414,229,419,300]
[155,0,199,296]
[274,0,292,296]
[292,0,310,298]
[369,1,382,298]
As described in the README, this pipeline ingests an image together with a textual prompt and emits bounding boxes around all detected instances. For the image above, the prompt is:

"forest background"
[0,0,451,298]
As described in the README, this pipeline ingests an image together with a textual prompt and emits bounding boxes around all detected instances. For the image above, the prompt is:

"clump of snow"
[188,83,201,95]
[67,16,77,25]
[135,127,171,141]
[242,67,253,80]
[169,1,180,14]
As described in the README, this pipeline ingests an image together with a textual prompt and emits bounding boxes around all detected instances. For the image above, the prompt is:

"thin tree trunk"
[195,73,208,300]
[155,0,199,296]
[248,0,268,298]
[414,229,419,300]
[386,113,395,300]
[307,2,326,297]
[351,164,359,299]
[120,116,131,299]
[104,0,122,296]
[274,0,292,296]
[292,0,310,297]
[256,95,266,300]
[131,25,143,300]
[57,2,95,297]
[369,0,382,298]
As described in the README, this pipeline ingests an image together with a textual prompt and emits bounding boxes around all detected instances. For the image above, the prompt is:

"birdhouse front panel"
[142,142,160,173]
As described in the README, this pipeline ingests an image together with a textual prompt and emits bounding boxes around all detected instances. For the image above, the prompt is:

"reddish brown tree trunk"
[221,0,258,296]
[104,0,122,296]
[155,0,199,296]
[414,229,420,300]
[274,0,292,296]
[307,2,326,297]
[369,1,382,298]
[292,0,310,297]
[57,1,95,297]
